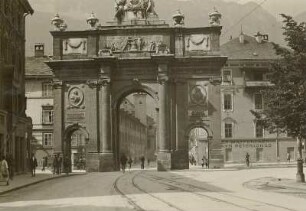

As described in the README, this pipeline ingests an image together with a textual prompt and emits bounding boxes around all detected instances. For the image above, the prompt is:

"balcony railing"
[245,80,273,87]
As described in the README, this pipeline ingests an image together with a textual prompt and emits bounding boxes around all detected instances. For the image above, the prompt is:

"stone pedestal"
[157,151,172,171]
[296,159,305,183]
[86,153,100,172]
[99,153,116,172]
[209,147,224,169]
[171,150,189,170]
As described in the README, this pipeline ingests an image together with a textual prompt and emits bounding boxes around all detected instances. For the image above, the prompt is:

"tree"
[252,14,306,182]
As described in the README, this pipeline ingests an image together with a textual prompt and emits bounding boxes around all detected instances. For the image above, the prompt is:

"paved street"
[0,167,305,211]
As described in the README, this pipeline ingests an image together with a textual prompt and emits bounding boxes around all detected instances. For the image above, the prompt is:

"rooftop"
[25,57,53,77]
[221,34,280,60]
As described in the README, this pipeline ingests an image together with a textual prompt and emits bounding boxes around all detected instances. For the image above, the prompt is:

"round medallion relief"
[190,85,207,105]
[68,87,84,107]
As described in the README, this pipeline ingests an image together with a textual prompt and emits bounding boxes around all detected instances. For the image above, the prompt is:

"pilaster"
[52,79,64,154]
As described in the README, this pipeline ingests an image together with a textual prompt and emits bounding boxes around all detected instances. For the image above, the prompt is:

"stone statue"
[114,0,158,23]
[143,0,158,18]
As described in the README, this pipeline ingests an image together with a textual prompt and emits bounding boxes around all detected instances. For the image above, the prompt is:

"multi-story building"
[0,0,33,174]
[25,44,54,167]
[219,32,297,164]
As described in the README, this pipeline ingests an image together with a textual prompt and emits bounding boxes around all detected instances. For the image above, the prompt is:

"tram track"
[142,172,298,211]
[113,173,145,211]
[113,171,184,211]
[131,171,185,211]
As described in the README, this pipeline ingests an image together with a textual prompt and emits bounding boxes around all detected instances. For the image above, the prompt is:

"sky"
[28,0,306,19]
[223,0,306,18]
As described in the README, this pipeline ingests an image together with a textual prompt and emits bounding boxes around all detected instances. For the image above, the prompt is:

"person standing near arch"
[120,154,128,173]
[29,153,38,177]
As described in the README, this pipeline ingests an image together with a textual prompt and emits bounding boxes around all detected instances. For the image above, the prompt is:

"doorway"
[188,127,209,168]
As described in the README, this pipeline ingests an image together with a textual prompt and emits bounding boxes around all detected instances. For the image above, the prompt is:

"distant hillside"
[26,0,285,56]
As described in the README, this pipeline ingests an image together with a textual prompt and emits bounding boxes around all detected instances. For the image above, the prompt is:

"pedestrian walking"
[29,153,38,177]
[287,152,291,163]
[42,157,47,171]
[0,155,9,186]
[7,154,14,180]
[140,156,145,169]
[201,156,207,168]
[58,155,63,174]
[245,152,250,168]
[127,157,133,171]
[147,158,150,167]
[120,154,128,173]
[53,154,59,175]
[63,156,71,175]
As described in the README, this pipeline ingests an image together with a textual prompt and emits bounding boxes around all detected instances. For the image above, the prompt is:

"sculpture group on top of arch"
[115,0,158,23]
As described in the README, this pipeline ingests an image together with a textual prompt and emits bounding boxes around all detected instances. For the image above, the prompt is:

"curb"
[0,173,86,196]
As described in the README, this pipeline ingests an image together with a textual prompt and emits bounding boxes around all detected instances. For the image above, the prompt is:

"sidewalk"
[243,176,306,199]
[225,161,302,169]
[0,169,85,195]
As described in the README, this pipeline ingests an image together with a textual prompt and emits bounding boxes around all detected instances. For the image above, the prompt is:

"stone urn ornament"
[51,14,64,30]
[209,7,222,26]
[173,10,185,27]
[87,12,99,29]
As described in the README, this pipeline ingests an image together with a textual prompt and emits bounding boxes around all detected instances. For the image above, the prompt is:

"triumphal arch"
[46,0,227,172]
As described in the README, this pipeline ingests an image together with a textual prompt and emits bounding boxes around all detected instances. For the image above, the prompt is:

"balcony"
[245,80,273,87]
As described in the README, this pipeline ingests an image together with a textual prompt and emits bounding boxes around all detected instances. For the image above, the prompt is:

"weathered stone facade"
[46,6,226,171]
[0,0,33,174]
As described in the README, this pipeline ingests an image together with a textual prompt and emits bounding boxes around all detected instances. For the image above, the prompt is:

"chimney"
[255,32,263,44]
[239,32,245,44]
[239,25,244,44]
[34,43,44,57]
[262,34,269,41]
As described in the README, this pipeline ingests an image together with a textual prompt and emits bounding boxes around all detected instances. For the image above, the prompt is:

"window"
[225,123,233,138]
[254,93,263,110]
[223,94,233,111]
[42,82,53,97]
[43,133,53,147]
[256,148,264,161]
[254,72,263,81]
[71,131,86,147]
[222,69,232,84]
[255,120,264,138]
[225,148,232,162]
[42,109,53,124]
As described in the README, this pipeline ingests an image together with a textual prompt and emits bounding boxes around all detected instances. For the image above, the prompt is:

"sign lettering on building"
[66,112,86,122]
[223,141,273,149]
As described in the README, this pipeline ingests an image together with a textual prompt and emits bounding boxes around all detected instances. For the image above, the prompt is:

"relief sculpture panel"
[188,81,209,119]
[63,38,87,55]
[99,35,170,56]
[185,34,211,52]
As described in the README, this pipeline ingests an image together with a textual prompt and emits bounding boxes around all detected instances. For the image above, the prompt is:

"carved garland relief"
[185,34,211,51]
[63,38,88,55]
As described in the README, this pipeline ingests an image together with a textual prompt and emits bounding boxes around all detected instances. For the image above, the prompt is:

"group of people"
[120,154,148,173]
[53,154,71,175]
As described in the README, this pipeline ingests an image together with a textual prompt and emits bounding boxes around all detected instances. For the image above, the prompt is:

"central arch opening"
[117,91,158,170]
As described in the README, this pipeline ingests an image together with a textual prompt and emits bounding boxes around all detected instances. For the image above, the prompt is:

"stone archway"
[185,123,212,168]
[112,84,159,170]
[64,124,89,171]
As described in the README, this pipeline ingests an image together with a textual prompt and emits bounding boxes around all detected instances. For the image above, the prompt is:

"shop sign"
[223,141,272,149]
